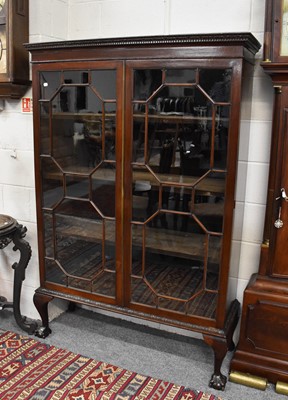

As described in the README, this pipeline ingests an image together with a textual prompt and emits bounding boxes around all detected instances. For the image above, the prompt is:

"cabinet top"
[25,32,261,55]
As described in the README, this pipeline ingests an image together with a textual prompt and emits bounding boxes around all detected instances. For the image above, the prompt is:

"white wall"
[0,0,274,325]
[0,0,70,320]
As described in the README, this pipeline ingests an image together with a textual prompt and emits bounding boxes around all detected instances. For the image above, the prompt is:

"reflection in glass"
[92,164,116,218]
[104,220,116,271]
[90,218,117,297]
[50,83,115,172]
[192,196,224,234]
[66,175,89,199]
[45,259,67,286]
[132,165,159,223]
[40,102,50,155]
[44,197,116,298]
[133,69,162,103]
[41,157,64,209]
[207,235,222,290]
[91,70,117,99]
[52,201,102,289]
[200,69,232,103]
[130,67,231,319]
[63,70,88,84]
[40,71,61,100]
[186,291,218,318]
[43,212,54,258]
[165,69,196,84]
[103,109,116,161]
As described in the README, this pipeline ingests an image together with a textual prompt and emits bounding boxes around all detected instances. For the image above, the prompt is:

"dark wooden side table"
[0,214,37,334]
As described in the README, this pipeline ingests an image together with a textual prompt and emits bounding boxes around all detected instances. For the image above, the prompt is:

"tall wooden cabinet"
[230,0,288,391]
[26,33,260,390]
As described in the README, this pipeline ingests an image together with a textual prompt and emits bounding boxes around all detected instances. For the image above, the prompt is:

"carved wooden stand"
[0,214,37,334]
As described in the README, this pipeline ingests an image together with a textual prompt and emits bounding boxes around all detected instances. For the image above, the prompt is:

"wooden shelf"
[51,111,228,125]
[44,168,225,196]
[57,215,221,264]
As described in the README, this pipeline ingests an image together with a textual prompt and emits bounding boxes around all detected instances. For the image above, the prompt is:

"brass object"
[229,371,268,390]
[276,381,288,395]
[274,85,283,94]
[274,206,284,229]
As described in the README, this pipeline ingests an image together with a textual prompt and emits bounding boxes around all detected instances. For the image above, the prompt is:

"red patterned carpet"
[0,330,224,400]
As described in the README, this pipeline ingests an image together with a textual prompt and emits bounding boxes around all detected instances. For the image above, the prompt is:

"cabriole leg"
[203,335,228,390]
[203,300,240,390]
[33,291,53,338]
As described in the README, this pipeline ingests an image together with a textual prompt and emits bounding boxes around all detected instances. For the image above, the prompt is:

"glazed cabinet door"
[124,60,240,325]
[35,62,124,305]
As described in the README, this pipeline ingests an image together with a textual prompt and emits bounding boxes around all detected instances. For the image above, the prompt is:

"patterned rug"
[0,330,224,400]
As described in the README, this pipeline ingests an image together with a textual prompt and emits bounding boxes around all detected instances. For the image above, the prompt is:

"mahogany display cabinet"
[26,33,260,390]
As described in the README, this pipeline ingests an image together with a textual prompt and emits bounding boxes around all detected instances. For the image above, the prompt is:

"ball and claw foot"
[34,326,52,339]
[209,372,227,391]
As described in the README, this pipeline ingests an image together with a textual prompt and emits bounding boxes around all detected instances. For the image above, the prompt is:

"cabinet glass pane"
[130,67,230,319]
[165,69,196,84]
[40,71,61,100]
[91,70,117,99]
[39,69,117,300]
[199,69,231,102]
[92,164,116,218]
[41,157,64,208]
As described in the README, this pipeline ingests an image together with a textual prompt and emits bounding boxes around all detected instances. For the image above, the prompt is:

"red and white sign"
[21,97,33,113]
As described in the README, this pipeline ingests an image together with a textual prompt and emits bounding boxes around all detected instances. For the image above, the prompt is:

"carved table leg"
[33,291,53,338]
[203,335,228,390]
[11,224,38,334]
[203,300,240,390]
